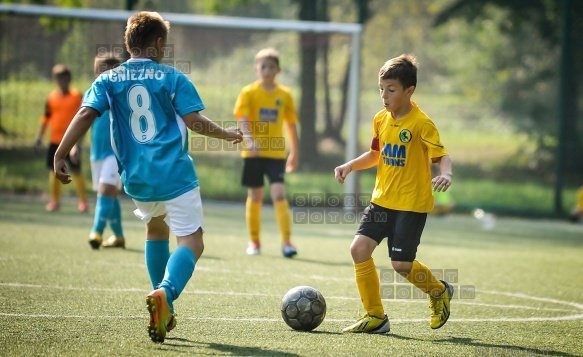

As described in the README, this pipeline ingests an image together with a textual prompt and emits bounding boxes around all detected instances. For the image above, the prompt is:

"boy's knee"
[391,260,412,277]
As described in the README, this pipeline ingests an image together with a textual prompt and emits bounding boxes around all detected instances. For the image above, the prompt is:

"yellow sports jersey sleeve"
[233,81,298,159]
[370,102,448,213]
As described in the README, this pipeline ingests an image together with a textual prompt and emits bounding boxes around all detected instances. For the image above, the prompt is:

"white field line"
[1,282,582,315]
[1,312,583,324]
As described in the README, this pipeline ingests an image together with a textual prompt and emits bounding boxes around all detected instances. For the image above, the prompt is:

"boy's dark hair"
[51,64,71,79]
[255,48,280,67]
[379,54,418,89]
[124,11,170,55]
[94,52,122,74]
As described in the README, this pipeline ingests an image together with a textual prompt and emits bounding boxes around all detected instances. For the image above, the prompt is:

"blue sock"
[145,240,170,290]
[159,246,196,311]
[91,195,114,234]
[110,198,124,237]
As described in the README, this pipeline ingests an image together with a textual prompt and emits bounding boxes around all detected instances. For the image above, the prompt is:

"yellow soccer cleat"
[102,235,125,249]
[429,280,454,329]
[88,232,102,250]
[146,289,171,343]
[342,313,390,334]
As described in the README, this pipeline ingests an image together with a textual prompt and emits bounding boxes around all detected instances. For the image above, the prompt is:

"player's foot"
[45,201,59,212]
[429,280,454,329]
[78,201,89,213]
[146,289,171,343]
[88,232,102,250]
[342,313,390,334]
[282,242,297,258]
[246,241,260,255]
[166,313,177,332]
[102,235,125,249]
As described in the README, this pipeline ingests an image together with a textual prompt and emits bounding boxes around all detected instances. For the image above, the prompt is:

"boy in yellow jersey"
[335,54,454,333]
[233,48,299,258]
[570,186,583,223]
[35,64,88,212]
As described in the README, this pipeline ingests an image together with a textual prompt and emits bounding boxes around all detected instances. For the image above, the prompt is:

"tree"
[434,0,583,176]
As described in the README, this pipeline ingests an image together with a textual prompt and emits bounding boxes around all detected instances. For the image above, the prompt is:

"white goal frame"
[0,3,363,199]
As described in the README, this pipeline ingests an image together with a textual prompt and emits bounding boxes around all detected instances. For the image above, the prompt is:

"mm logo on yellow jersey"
[381,143,406,167]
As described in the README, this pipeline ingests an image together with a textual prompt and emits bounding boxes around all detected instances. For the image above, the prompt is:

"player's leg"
[267,159,296,257]
[46,143,61,211]
[148,188,203,342]
[242,158,264,255]
[97,156,125,248]
[343,204,390,334]
[389,211,453,329]
[68,154,88,213]
[133,199,172,343]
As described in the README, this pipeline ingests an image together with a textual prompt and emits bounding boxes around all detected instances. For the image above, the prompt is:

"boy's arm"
[54,107,99,184]
[35,100,50,152]
[285,122,298,173]
[334,150,379,184]
[183,111,243,142]
[239,116,260,157]
[432,155,453,192]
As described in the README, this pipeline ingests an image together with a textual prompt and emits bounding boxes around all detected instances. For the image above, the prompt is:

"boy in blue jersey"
[54,11,243,343]
[88,53,125,249]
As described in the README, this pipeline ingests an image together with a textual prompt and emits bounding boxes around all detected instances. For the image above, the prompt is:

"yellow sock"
[246,198,261,242]
[274,200,291,243]
[355,258,384,318]
[406,260,445,297]
[48,172,61,202]
[73,174,87,203]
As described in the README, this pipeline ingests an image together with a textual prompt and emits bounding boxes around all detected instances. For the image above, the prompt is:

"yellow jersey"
[370,102,448,213]
[233,81,298,159]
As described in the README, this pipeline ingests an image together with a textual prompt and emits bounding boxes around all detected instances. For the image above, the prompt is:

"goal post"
[0,3,362,199]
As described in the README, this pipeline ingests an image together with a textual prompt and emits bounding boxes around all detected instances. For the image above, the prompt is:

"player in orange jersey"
[35,64,88,212]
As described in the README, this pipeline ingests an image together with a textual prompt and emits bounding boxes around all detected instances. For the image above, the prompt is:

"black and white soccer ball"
[280,285,326,331]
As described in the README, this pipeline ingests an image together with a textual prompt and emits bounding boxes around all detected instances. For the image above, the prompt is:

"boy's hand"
[432,174,452,192]
[34,137,42,154]
[286,153,298,173]
[334,163,352,184]
[54,157,72,184]
[223,127,243,144]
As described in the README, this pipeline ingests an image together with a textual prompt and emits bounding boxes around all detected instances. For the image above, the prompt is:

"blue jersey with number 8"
[82,58,205,201]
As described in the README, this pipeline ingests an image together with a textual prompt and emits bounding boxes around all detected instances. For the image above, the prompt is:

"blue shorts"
[356,203,427,262]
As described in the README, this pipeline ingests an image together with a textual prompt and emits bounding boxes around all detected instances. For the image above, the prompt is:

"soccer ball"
[280,285,326,331]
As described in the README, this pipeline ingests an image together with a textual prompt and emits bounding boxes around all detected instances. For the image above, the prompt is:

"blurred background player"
[570,185,583,223]
[35,64,88,212]
[334,54,454,333]
[233,48,299,258]
[87,54,125,249]
[53,11,243,343]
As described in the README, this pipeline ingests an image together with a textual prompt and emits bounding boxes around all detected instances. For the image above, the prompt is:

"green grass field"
[1,196,582,356]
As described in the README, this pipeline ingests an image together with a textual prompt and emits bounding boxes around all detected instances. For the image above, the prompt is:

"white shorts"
[91,155,121,191]
[132,187,204,237]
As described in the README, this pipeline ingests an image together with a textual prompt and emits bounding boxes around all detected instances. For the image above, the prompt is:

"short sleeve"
[173,73,205,117]
[421,121,448,161]
[233,89,249,119]
[370,116,380,152]
[283,92,298,124]
[82,76,110,116]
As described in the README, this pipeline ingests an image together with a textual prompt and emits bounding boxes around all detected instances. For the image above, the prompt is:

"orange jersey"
[40,89,83,144]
